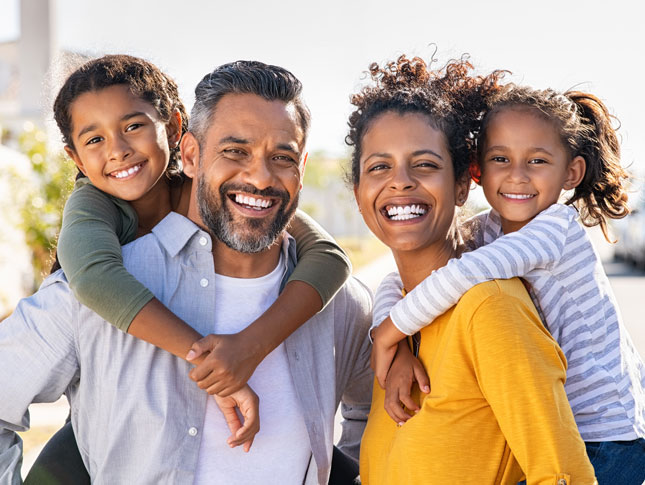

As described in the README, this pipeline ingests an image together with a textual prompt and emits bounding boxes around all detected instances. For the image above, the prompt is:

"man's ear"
[166,109,183,148]
[563,155,586,190]
[299,152,308,190]
[64,145,87,175]
[181,132,200,179]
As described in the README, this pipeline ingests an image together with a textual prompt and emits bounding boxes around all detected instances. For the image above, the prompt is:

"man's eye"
[274,155,295,163]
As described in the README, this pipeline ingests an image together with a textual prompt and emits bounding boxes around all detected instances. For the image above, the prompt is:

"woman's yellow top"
[360,278,596,485]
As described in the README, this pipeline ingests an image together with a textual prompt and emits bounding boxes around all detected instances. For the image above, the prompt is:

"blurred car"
[613,194,645,268]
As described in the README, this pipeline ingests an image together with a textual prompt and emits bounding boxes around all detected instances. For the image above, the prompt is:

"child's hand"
[213,384,260,452]
[370,316,408,388]
[384,341,430,425]
[187,333,262,396]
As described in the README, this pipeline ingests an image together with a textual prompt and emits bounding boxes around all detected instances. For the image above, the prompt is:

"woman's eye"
[414,161,439,169]
[367,163,389,173]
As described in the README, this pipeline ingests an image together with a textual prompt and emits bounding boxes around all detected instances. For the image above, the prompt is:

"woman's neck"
[130,178,173,237]
[393,236,460,292]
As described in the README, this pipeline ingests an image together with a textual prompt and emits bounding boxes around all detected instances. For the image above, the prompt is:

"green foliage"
[11,124,75,286]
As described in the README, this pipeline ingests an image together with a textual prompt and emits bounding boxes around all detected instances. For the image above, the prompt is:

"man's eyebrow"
[218,136,249,144]
[276,143,300,156]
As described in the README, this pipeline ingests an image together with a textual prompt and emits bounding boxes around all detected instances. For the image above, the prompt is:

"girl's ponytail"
[566,91,629,241]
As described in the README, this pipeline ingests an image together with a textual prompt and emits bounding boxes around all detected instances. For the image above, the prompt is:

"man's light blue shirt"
[0,212,373,484]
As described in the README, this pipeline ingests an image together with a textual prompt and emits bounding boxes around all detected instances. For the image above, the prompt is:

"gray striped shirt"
[374,204,645,441]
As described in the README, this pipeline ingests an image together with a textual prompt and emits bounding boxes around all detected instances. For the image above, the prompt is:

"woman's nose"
[389,165,416,191]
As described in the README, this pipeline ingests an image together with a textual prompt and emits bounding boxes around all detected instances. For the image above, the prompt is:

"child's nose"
[108,134,133,162]
[508,164,529,183]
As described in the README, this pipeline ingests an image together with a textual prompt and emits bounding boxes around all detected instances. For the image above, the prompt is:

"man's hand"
[213,384,260,452]
[187,333,263,396]
[383,341,430,425]
[370,316,407,388]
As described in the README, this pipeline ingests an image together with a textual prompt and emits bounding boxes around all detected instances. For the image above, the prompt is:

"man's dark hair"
[189,60,310,145]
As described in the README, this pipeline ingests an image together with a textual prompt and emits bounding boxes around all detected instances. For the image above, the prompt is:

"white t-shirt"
[194,256,311,484]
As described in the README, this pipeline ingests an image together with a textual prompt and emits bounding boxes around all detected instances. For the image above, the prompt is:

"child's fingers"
[384,383,413,425]
[412,362,431,394]
[397,386,419,413]
[186,335,213,361]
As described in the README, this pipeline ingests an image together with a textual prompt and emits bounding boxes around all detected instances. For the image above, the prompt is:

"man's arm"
[0,277,79,483]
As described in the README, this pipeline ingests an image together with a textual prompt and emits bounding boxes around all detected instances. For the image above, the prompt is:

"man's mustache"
[219,182,290,202]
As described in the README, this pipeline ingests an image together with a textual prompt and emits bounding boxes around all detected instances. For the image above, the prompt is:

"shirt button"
[199,236,208,246]
[188,427,198,436]
[200,278,209,288]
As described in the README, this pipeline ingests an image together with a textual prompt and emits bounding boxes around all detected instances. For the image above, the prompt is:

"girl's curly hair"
[478,85,630,241]
[346,54,504,186]
[53,54,188,181]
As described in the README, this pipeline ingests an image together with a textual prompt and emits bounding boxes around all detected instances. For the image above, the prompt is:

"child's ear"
[167,109,183,148]
[563,155,586,190]
[180,132,200,179]
[64,145,87,176]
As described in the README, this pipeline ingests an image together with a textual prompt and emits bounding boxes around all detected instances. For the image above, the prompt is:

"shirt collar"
[151,212,204,257]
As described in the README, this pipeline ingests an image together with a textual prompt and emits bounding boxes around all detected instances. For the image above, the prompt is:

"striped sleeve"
[389,204,574,335]
[371,272,403,331]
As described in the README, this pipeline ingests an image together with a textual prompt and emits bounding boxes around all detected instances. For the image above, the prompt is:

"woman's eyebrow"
[364,152,392,163]
[411,149,444,160]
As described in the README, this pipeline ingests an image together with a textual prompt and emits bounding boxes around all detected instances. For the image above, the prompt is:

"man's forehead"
[206,93,304,148]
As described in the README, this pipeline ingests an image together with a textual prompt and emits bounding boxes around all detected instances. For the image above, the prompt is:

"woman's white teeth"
[235,194,273,210]
[386,204,427,220]
[112,163,142,179]
[503,193,535,200]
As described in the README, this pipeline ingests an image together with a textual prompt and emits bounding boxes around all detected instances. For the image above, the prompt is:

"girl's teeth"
[113,163,142,179]
[503,193,535,200]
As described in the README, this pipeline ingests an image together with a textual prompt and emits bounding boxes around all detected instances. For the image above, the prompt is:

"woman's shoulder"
[455,279,537,321]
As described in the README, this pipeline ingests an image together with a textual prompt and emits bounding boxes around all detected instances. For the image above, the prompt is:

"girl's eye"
[126,123,143,132]
[528,158,548,164]
[491,156,508,163]
[86,136,102,146]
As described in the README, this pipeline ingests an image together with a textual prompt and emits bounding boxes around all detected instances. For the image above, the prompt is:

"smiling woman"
[348,55,596,484]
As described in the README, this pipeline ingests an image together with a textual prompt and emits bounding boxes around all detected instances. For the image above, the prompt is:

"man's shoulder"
[325,276,373,334]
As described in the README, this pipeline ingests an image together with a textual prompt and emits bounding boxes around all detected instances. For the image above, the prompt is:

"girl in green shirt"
[52,54,351,448]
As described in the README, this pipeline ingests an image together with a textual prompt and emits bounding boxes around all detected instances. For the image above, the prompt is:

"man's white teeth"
[503,193,535,200]
[234,194,273,210]
[386,204,427,221]
[112,163,143,179]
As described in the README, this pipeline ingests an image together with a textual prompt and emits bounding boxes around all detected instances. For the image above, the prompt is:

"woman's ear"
[353,185,362,213]
[64,145,87,176]
[563,155,586,190]
[167,109,183,148]
[455,172,470,207]
[180,132,200,179]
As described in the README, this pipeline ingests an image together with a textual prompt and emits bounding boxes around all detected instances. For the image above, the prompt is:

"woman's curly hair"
[478,84,630,241]
[346,54,504,186]
[53,54,188,181]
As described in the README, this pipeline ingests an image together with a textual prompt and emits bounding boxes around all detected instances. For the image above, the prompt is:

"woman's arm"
[470,285,596,483]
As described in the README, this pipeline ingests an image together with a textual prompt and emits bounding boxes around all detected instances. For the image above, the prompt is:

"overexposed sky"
[1,0,643,174]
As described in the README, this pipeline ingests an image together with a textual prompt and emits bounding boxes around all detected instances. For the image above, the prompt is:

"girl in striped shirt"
[370,83,645,483]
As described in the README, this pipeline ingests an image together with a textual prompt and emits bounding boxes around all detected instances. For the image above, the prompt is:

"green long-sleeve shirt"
[57,178,351,331]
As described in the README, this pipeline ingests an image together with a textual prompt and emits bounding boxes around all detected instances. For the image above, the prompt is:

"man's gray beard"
[197,178,299,254]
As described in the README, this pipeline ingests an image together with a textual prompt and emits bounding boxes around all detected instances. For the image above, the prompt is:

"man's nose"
[242,155,275,190]
[108,134,133,162]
